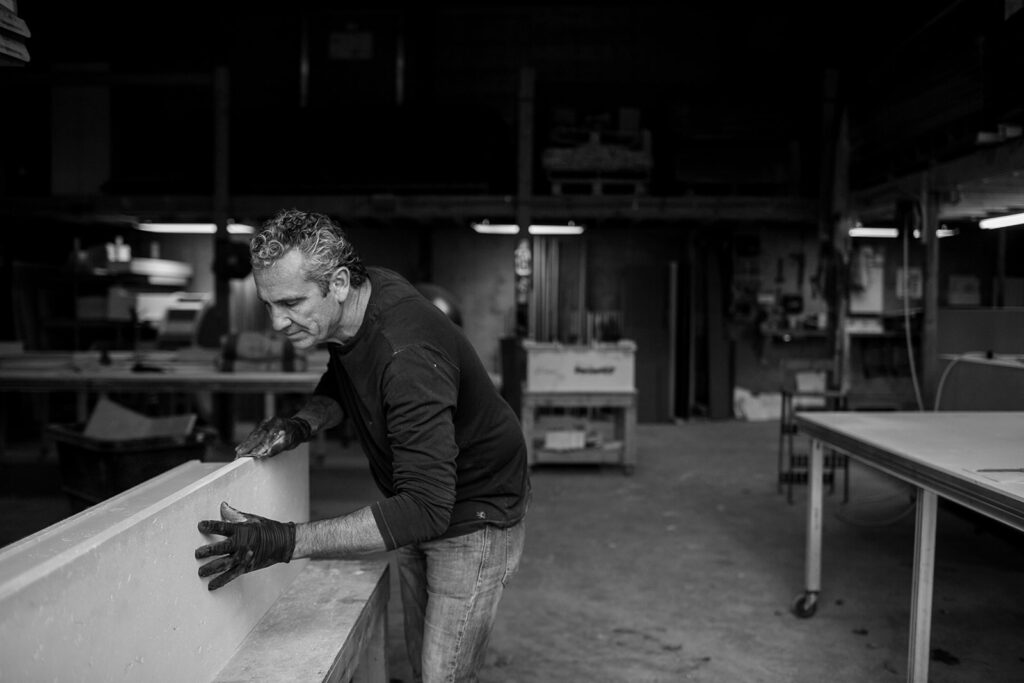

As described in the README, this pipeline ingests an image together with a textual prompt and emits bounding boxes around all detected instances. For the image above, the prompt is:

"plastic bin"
[46,423,212,512]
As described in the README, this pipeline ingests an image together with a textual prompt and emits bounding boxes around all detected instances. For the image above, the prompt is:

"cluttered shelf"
[512,340,638,474]
[0,346,328,456]
[520,390,637,474]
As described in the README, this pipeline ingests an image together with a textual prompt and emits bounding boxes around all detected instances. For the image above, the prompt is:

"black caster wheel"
[791,591,818,618]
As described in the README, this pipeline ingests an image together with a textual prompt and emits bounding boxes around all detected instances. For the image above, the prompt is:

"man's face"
[253,249,345,349]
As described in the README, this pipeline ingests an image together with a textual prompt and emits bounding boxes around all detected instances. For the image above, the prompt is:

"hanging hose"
[900,201,925,411]
[933,351,989,410]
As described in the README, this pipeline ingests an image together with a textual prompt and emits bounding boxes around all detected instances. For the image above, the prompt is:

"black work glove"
[234,415,312,459]
[195,501,296,591]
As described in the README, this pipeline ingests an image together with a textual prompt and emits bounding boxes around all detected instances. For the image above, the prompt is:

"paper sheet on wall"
[849,247,884,314]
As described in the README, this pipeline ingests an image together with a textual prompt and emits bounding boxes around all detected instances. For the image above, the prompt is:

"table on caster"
[791,411,1024,683]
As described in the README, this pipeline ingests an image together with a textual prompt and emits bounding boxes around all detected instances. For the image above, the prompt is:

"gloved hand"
[234,415,312,459]
[195,501,296,591]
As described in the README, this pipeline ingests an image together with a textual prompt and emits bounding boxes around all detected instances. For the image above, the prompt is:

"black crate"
[46,423,211,512]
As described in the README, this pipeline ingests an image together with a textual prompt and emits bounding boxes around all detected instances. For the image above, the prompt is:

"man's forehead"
[254,254,317,300]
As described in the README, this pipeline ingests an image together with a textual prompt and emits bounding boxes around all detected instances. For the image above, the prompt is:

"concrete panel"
[0,447,310,682]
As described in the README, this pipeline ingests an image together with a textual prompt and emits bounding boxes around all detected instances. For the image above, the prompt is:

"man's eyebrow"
[258,293,303,305]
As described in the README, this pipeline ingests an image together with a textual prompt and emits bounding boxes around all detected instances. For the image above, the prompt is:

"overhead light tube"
[527,222,585,235]
[471,220,520,235]
[136,222,256,235]
[979,212,1024,230]
[848,226,898,238]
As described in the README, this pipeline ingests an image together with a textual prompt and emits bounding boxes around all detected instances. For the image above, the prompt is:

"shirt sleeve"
[370,344,460,549]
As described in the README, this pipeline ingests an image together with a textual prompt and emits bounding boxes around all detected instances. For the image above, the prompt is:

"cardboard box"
[48,397,205,511]
[523,340,636,392]
[543,430,587,451]
[48,423,209,511]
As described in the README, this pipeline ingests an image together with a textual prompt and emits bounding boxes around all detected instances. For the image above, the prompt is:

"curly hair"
[250,209,368,294]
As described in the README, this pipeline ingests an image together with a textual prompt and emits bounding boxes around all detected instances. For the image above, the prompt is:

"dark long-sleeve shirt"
[314,267,530,549]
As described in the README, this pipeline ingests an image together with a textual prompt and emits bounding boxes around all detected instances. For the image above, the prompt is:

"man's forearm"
[294,395,344,435]
[292,506,388,558]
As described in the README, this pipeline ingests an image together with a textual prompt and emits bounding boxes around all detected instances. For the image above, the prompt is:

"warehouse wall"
[429,227,517,374]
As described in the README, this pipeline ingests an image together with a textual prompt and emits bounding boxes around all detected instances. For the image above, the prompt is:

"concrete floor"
[3,419,1024,682]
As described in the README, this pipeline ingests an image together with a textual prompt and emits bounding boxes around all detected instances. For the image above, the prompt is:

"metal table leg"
[793,438,824,617]
[908,487,937,683]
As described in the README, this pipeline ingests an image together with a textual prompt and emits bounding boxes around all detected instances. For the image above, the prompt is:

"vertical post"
[685,231,697,417]
[822,68,850,394]
[531,237,545,340]
[514,238,532,339]
[667,261,678,418]
[705,242,730,418]
[994,228,1007,308]
[298,13,310,108]
[214,64,231,330]
[547,238,559,341]
[516,66,535,339]
[921,182,940,405]
[213,65,234,442]
[578,238,587,343]
[395,16,405,106]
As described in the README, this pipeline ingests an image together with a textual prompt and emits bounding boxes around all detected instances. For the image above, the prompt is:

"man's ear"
[328,267,351,300]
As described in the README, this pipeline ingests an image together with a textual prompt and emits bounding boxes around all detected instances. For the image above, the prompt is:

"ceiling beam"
[0,193,819,226]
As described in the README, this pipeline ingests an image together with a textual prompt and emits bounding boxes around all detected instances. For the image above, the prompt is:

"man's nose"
[269,309,290,331]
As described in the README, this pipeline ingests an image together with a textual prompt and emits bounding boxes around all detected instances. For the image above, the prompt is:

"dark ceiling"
[2,1,1023,225]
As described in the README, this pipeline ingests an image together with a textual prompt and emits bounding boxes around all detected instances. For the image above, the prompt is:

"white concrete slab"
[0,447,310,682]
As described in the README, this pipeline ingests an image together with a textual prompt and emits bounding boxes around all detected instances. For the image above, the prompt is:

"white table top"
[794,411,1024,530]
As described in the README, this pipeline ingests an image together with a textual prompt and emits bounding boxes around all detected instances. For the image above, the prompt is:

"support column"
[212,64,234,442]
[516,66,535,339]
[921,181,941,405]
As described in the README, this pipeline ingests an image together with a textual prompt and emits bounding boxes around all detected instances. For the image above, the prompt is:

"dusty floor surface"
[5,419,1024,682]
[307,419,1024,683]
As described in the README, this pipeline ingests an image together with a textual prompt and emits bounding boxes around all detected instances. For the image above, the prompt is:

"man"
[195,208,530,682]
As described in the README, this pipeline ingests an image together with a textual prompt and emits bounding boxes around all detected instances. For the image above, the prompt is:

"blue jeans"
[396,520,526,682]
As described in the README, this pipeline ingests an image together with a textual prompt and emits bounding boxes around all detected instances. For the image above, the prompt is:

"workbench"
[0,366,321,421]
[0,356,323,458]
[520,390,637,473]
[791,411,1024,683]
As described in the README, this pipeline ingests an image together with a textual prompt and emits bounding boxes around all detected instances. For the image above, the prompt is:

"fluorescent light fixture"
[136,221,256,235]
[936,227,958,238]
[979,212,1024,230]
[471,220,520,235]
[527,222,585,235]
[848,226,898,238]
